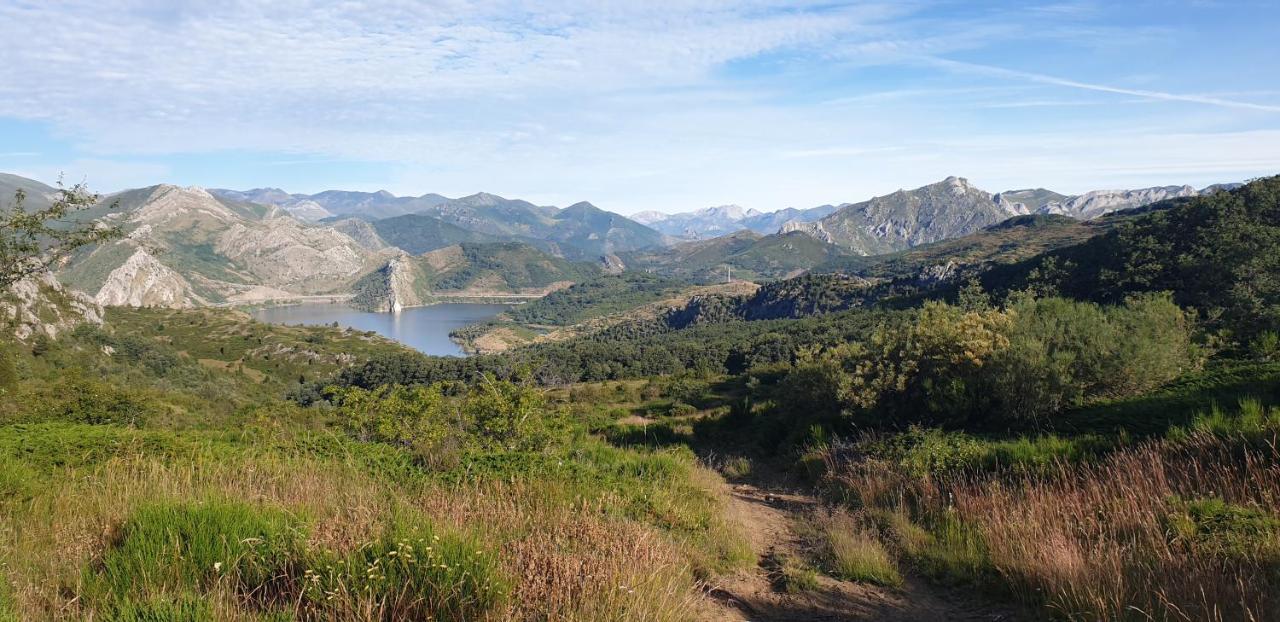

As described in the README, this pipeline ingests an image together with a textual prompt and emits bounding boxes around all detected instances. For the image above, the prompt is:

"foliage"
[505,272,688,326]
[327,377,567,457]
[81,501,506,621]
[0,182,121,291]
[981,176,1280,343]
[987,293,1195,422]
[1164,496,1280,563]
[783,296,1195,428]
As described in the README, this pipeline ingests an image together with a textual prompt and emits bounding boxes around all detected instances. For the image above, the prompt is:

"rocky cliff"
[0,268,103,340]
[56,183,391,308]
[787,177,1009,256]
[94,246,202,307]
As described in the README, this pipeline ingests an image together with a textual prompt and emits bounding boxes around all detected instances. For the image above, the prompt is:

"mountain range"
[632,204,836,239]
[783,176,1238,255]
[210,188,668,260]
[0,172,1244,310]
[632,178,1239,251]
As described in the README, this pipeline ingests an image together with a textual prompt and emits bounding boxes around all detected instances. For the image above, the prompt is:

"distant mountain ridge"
[633,203,835,239]
[56,184,392,307]
[635,179,1240,245]
[211,188,668,260]
[784,177,1239,256]
[211,187,449,221]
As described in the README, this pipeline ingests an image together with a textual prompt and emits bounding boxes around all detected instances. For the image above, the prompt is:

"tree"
[0,181,120,292]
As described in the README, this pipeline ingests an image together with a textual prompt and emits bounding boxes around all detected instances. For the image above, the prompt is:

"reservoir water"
[251,302,510,356]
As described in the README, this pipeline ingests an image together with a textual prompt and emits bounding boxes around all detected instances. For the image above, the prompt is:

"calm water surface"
[251,302,509,356]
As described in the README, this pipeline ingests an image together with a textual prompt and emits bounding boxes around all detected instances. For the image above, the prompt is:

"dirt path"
[702,479,1019,622]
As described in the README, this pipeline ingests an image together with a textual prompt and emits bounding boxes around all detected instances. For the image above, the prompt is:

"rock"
[0,268,103,341]
[95,246,201,308]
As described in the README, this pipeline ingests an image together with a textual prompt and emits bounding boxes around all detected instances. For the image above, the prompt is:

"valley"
[1,173,1278,622]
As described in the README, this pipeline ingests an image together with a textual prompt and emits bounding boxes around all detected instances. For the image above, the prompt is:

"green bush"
[329,376,567,458]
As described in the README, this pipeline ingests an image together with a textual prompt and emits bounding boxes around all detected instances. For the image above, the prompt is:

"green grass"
[763,551,820,593]
[1165,497,1280,562]
[81,500,506,621]
[1058,362,1280,436]
[82,501,304,614]
[826,527,902,587]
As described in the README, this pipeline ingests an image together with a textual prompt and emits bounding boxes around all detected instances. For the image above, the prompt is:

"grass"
[0,315,757,621]
[806,511,903,587]
[813,399,1280,620]
[762,551,820,594]
[0,416,747,621]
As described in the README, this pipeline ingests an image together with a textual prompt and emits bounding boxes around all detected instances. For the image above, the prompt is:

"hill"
[350,242,601,312]
[54,183,390,307]
[418,195,667,260]
[0,172,60,212]
[632,204,836,239]
[212,187,450,221]
[977,176,1280,340]
[784,176,1013,255]
[368,213,500,254]
[621,230,846,283]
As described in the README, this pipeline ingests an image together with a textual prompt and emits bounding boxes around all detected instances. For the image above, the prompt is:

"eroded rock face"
[0,268,103,340]
[600,254,626,274]
[95,247,201,308]
[385,253,425,313]
[58,182,388,308]
[215,216,368,287]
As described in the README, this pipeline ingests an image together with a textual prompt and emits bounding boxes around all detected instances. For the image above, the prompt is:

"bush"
[989,294,1195,422]
[329,376,568,458]
[25,376,167,426]
[300,521,507,620]
[1165,497,1280,562]
[783,296,1196,428]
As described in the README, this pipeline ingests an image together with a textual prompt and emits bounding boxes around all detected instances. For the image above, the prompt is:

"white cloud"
[0,1,1276,212]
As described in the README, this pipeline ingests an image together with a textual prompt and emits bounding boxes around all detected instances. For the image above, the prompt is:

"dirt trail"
[702,478,1018,622]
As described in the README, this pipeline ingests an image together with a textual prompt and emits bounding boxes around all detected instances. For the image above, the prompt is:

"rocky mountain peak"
[698,204,748,220]
[462,192,505,206]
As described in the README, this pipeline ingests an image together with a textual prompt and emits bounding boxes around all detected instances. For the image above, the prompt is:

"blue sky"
[1,0,1278,215]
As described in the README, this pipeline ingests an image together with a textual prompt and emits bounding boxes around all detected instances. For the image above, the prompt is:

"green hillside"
[425,242,601,291]
[623,230,845,283]
[504,272,689,326]
[370,213,500,254]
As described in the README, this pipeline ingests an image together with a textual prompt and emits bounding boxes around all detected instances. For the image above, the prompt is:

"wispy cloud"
[0,1,1275,211]
[927,58,1280,113]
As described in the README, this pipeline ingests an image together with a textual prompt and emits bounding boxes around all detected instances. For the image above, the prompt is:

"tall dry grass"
[821,430,1280,621]
[0,448,730,621]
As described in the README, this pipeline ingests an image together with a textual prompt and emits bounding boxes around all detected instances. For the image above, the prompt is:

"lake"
[251,302,510,356]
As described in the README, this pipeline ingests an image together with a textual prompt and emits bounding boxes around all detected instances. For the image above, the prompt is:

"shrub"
[762,551,819,593]
[328,376,568,457]
[25,376,167,426]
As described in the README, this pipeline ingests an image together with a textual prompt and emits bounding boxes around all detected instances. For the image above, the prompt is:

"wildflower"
[213,562,223,573]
